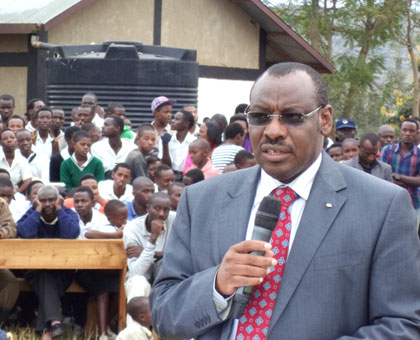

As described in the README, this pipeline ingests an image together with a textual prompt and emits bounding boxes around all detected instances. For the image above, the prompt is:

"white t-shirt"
[91,138,136,173]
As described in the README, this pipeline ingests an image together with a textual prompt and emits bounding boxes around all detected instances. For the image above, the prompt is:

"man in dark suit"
[150,62,420,339]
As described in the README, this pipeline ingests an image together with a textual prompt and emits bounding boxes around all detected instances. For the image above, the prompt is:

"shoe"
[51,323,64,338]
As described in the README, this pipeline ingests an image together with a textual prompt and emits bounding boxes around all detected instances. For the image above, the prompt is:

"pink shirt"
[185,158,221,179]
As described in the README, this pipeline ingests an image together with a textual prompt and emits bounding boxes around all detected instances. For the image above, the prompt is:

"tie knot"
[272,187,297,207]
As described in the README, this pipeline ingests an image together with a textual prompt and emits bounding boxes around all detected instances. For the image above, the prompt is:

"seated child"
[168,182,185,211]
[116,297,153,340]
[184,139,221,179]
[234,150,257,170]
[60,130,105,192]
[153,165,174,193]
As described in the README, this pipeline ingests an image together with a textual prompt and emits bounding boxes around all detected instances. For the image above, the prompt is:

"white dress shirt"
[18,149,50,183]
[98,179,134,203]
[214,153,323,339]
[168,132,196,171]
[77,208,112,239]
[0,149,32,188]
[91,138,136,173]
[32,133,54,159]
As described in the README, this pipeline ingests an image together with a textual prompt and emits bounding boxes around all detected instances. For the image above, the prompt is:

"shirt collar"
[257,152,322,204]
[71,152,93,169]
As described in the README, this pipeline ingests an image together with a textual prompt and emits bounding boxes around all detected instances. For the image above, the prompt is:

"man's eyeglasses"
[245,106,323,126]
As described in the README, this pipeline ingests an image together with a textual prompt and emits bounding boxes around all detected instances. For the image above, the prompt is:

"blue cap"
[336,118,356,130]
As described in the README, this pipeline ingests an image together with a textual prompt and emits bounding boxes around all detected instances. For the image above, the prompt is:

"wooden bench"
[0,239,127,331]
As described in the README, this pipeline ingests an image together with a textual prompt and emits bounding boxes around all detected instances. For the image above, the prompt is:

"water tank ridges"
[46,84,197,129]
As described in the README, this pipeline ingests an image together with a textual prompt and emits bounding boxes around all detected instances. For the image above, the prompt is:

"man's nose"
[263,117,288,141]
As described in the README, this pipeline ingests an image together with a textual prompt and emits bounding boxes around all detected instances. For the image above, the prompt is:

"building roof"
[0,0,334,73]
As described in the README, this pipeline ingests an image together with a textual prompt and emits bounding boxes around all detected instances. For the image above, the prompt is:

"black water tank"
[45,41,198,128]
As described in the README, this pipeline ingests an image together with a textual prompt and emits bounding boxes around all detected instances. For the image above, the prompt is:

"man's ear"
[319,105,333,137]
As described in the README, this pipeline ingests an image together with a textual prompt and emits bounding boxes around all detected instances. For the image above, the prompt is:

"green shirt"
[60,155,105,191]
[121,125,134,140]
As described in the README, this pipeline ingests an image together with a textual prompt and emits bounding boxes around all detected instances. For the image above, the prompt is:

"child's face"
[342,142,359,160]
[155,170,174,190]
[73,137,92,158]
[107,206,128,228]
[147,161,161,180]
[80,178,99,202]
[189,144,208,167]
[138,130,156,154]
[89,126,102,143]
[328,147,343,162]
[169,186,184,210]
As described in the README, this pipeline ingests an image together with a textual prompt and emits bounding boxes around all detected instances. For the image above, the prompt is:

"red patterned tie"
[235,187,297,340]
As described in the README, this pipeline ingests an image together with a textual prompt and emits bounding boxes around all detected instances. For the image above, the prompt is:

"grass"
[2,325,101,340]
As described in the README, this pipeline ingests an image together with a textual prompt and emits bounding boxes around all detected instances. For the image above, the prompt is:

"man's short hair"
[64,126,81,141]
[81,123,98,133]
[137,123,155,137]
[0,128,15,139]
[326,142,342,153]
[190,138,210,152]
[0,178,13,189]
[234,103,248,115]
[257,62,328,107]
[360,133,379,147]
[146,155,161,167]
[342,138,359,147]
[0,94,15,106]
[79,103,95,115]
[184,168,205,184]
[149,192,170,206]
[27,98,43,111]
[113,163,131,173]
[211,114,228,133]
[0,168,10,178]
[72,130,91,143]
[168,182,185,196]
[180,110,195,130]
[104,199,127,216]
[83,92,98,103]
[154,164,172,179]
[7,115,25,126]
[108,115,124,133]
[225,123,244,140]
[37,185,59,198]
[400,118,419,129]
[234,150,254,166]
[106,102,125,114]
[79,174,97,185]
[73,186,94,201]
[25,180,44,196]
[34,106,52,120]
[230,114,248,129]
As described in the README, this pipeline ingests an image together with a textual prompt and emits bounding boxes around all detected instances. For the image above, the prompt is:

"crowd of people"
[0,92,256,340]
[0,64,419,340]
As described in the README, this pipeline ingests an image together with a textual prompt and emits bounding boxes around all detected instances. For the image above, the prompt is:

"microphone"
[231,195,281,319]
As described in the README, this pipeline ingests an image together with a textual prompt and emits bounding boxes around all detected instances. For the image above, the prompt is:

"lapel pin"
[325,203,333,208]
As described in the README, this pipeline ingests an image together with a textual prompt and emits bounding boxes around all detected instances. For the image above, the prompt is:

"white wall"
[197,78,254,124]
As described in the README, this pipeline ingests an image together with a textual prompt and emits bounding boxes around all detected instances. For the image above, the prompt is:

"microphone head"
[255,196,281,231]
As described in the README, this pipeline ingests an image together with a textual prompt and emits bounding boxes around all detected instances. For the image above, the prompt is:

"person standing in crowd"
[185,139,221,179]
[49,126,81,182]
[125,123,156,181]
[91,116,136,177]
[326,143,344,162]
[16,129,50,183]
[211,123,245,171]
[380,118,420,221]
[184,105,200,137]
[60,130,105,191]
[377,124,395,157]
[150,62,420,340]
[98,163,133,204]
[168,110,195,180]
[0,94,15,125]
[210,114,228,135]
[81,92,104,128]
[341,138,359,160]
[31,106,59,160]
[335,118,356,142]
[230,113,252,152]
[0,129,32,193]
[151,96,174,138]
[7,115,25,133]
[167,182,185,211]
[343,133,392,181]
[50,107,67,151]
[25,98,45,132]
[105,102,134,140]
[153,165,174,194]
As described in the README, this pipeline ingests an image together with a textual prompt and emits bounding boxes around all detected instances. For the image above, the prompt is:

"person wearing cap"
[335,118,356,142]
[151,96,175,138]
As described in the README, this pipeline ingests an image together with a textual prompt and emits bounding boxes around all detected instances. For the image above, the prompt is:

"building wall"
[161,0,260,69]
[0,67,28,116]
[0,34,28,53]
[48,0,154,46]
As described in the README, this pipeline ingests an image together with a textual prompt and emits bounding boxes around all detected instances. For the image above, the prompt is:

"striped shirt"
[379,143,420,208]
[211,144,244,171]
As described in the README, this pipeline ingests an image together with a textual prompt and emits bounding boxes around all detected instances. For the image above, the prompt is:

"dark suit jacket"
[150,153,420,339]
[342,155,392,182]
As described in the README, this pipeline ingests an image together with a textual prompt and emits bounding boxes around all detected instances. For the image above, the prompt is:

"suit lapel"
[215,166,261,262]
[268,154,347,334]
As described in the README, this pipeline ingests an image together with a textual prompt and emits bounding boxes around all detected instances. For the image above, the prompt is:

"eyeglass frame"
[244,105,324,127]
